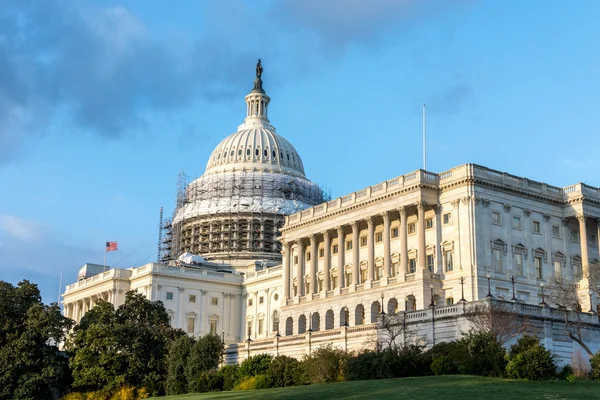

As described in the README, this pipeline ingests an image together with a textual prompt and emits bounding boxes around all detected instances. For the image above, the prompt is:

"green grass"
[152,375,600,400]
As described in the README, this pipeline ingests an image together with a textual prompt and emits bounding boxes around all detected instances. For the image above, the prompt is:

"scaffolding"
[167,169,329,261]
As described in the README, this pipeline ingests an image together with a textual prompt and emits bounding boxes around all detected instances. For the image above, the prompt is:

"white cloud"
[0,214,44,242]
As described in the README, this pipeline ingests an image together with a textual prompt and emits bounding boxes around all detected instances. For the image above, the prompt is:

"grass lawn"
[153,375,599,400]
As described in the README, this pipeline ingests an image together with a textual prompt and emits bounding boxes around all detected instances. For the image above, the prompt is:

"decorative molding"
[366,215,374,226]
[350,221,359,230]
[461,196,471,205]
[380,211,390,222]
[451,199,461,208]
[503,203,512,213]
[523,209,532,217]
[323,230,330,239]
[576,213,588,222]
[416,201,426,211]
[397,206,406,216]
[543,214,551,222]
[481,198,491,208]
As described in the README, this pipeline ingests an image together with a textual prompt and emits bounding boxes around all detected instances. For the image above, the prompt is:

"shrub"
[590,352,600,380]
[455,331,507,377]
[557,364,574,380]
[431,355,458,375]
[217,365,239,391]
[302,344,348,384]
[505,336,556,381]
[345,351,384,381]
[234,376,258,390]
[195,370,224,393]
[110,386,136,400]
[267,355,304,387]
[253,374,275,389]
[238,354,273,379]
[389,345,432,378]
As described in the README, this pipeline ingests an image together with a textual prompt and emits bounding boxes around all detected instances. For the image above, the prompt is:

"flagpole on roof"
[104,247,107,272]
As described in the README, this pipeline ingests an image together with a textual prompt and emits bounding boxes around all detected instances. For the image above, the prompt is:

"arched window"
[298,315,307,334]
[325,310,334,330]
[355,304,365,325]
[238,149,242,156]
[285,317,293,336]
[246,148,250,156]
[263,149,268,157]
[255,148,260,156]
[272,150,276,158]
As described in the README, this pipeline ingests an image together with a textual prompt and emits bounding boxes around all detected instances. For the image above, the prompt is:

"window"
[512,216,522,229]
[534,257,543,279]
[345,271,352,285]
[248,298,253,306]
[305,282,310,294]
[426,218,433,229]
[333,244,339,254]
[166,292,174,301]
[346,241,353,251]
[493,248,503,273]
[317,278,322,292]
[492,211,502,225]
[392,262,399,276]
[247,321,252,336]
[427,254,435,272]
[255,148,259,156]
[360,236,367,247]
[258,318,264,335]
[408,223,416,234]
[187,317,195,334]
[374,265,382,280]
[306,252,311,262]
[443,213,452,225]
[168,314,172,326]
[272,311,280,332]
[332,275,338,289]
[552,225,561,238]
[444,251,453,272]
[533,221,541,234]
[589,234,597,245]
[360,269,367,284]
[574,264,582,280]
[391,228,399,238]
[571,230,579,242]
[515,253,524,277]
[409,258,417,273]
[211,297,218,306]
[375,232,383,243]
[274,293,279,301]
[446,298,454,306]
[294,255,298,264]
[554,261,562,278]
[259,296,264,304]
[210,320,217,335]
[319,248,324,258]
[293,285,297,297]
[189,295,196,303]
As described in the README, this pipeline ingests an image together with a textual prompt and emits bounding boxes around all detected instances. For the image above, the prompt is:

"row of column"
[64,289,117,322]
[282,203,430,299]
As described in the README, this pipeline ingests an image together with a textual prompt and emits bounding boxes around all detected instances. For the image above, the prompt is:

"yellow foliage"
[110,386,136,400]
[61,393,85,400]
[135,387,149,399]
[234,376,258,390]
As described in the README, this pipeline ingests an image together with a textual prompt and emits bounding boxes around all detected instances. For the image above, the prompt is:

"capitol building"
[62,63,600,364]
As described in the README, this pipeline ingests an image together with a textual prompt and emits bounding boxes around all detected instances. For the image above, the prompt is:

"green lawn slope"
[153,375,599,400]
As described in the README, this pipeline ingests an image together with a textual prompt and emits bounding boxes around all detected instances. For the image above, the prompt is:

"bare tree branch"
[463,300,529,345]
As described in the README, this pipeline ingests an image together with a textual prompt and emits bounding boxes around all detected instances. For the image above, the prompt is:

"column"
[296,240,305,296]
[578,214,590,278]
[382,211,391,280]
[417,201,426,271]
[282,241,291,300]
[351,221,360,285]
[323,231,331,291]
[399,207,408,280]
[367,216,375,282]
[310,235,318,295]
[337,226,345,288]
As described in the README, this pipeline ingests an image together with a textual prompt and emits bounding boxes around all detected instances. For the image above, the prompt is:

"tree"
[0,280,73,400]
[185,334,224,393]
[68,291,178,396]
[377,311,408,350]
[166,335,195,395]
[546,277,595,357]
[505,336,556,380]
[464,300,529,345]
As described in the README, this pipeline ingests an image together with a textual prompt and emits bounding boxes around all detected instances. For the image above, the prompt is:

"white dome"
[205,128,306,178]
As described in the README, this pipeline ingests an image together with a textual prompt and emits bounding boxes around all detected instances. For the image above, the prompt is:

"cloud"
[0,214,45,242]
[0,0,470,164]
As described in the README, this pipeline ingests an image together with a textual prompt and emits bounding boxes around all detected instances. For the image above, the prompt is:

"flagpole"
[58,270,63,306]
[104,250,107,272]
[423,103,427,171]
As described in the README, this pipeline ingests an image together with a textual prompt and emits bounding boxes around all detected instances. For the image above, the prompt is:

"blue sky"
[1,0,599,303]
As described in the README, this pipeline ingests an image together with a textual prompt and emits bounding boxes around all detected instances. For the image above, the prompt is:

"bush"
[457,331,507,377]
[253,374,275,389]
[431,355,458,375]
[217,365,239,391]
[345,351,384,381]
[234,376,258,391]
[557,364,574,381]
[238,354,273,379]
[505,336,556,381]
[590,352,600,380]
[302,344,348,384]
[267,355,304,387]
[195,370,224,393]
[389,345,432,378]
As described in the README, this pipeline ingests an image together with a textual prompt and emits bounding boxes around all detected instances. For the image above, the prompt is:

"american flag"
[106,241,118,252]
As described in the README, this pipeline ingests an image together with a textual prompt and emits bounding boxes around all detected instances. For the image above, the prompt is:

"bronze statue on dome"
[256,59,263,78]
